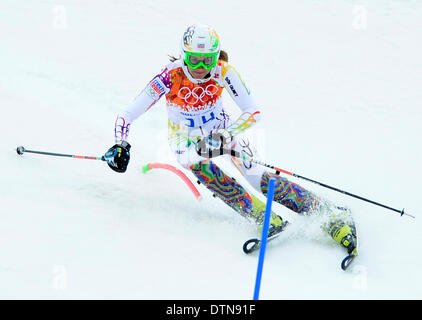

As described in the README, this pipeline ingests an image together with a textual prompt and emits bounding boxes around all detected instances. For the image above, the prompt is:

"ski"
[341,251,358,271]
[243,219,359,271]
[243,233,279,254]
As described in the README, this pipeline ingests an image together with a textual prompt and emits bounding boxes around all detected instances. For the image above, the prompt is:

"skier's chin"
[188,67,209,80]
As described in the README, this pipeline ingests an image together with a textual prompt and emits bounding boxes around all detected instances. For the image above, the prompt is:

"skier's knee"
[260,171,318,214]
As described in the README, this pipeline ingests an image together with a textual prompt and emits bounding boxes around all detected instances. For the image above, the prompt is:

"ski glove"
[196,129,232,158]
[104,141,131,173]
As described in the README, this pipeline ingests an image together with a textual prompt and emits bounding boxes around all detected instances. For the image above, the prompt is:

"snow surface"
[1,0,421,299]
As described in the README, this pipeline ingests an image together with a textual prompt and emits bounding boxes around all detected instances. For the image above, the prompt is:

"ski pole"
[16,146,105,161]
[218,147,415,219]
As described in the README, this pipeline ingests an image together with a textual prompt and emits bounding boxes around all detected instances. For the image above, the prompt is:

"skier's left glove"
[104,141,131,173]
[196,129,232,158]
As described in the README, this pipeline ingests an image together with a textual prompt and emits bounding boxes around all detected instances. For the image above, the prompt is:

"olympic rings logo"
[178,85,219,105]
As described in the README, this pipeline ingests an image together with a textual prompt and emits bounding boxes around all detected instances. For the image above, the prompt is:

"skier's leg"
[262,171,357,253]
[228,134,319,214]
[260,171,320,214]
[167,127,284,230]
[229,134,357,253]
[190,159,284,230]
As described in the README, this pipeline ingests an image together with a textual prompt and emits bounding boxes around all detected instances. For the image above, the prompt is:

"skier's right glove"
[104,141,131,173]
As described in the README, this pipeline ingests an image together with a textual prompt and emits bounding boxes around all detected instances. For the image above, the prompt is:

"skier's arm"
[107,67,171,173]
[222,64,262,137]
[114,68,171,143]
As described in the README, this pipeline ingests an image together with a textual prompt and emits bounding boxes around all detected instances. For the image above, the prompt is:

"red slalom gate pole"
[142,162,202,201]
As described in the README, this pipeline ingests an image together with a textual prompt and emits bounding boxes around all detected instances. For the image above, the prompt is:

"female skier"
[104,24,357,259]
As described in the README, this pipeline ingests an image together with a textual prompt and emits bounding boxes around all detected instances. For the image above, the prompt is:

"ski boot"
[243,212,289,254]
[269,213,289,237]
[323,212,358,270]
[329,221,358,255]
[254,210,289,237]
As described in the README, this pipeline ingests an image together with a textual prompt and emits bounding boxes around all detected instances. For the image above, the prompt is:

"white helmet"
[180,24,221,83]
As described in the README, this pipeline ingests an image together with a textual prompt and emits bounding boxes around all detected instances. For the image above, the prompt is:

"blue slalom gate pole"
[253,178,276,300]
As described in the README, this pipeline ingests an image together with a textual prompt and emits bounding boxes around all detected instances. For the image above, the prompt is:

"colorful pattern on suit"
[260,172,319,214]
[190,160,256,217]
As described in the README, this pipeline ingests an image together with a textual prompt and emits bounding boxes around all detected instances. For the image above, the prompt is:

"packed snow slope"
[1,0,421,299]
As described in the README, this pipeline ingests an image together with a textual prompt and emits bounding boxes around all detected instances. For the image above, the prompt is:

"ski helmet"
[180,24,221,83]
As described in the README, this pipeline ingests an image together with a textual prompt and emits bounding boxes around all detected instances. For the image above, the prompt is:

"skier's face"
[187,66,209,79]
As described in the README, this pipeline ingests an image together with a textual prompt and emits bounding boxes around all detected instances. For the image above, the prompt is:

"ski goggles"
[184,52,219,70]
